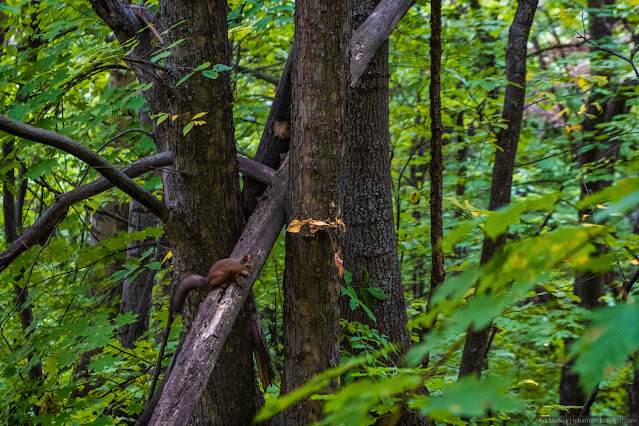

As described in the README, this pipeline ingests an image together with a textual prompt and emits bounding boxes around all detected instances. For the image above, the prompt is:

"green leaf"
[194,61,211,72]
[343,270,352,285]
[365,287,386,301]
[571,304,639,390]
[6,44,17,57]
[114,312,138,328]
[212,63,232,72]
[182,121,195,135]
[166,38,186,49]
[202,70,219,79]
[417,376,524,418]
[146,261,162,270]
[341,285,358,300]
[349,298,358,311]
[361,304,376,323]
[151,51,171,63]
[484,195,560,240]
[176,72,195,87]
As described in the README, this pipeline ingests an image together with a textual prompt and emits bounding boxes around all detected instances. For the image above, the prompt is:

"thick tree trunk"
[146,160,289,426]
[280,0,349,423]
[340,0,411,353]
[156,0,261,422]
[458,0,538,379]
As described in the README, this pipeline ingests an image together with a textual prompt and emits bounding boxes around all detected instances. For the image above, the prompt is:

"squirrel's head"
[241,254,253,268]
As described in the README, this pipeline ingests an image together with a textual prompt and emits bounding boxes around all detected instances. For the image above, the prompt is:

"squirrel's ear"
[244,254,253,261]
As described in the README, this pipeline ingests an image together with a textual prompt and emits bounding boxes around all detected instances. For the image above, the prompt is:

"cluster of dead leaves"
[286,218,346,234]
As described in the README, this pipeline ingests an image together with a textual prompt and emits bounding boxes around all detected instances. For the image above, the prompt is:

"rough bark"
[148,159,288,426]
[340,0,411,356]
[242,45,294,219]
[154,0,262,423]
[458,0,538,379]
[280,0,349,423]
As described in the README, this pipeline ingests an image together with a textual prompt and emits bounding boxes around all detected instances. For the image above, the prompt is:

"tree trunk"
[558,1,625,419]
[458,0,538,379]
[156,0,262,422]
[340,0,411,354]
[424,0,445,351]
[281,0,349,422]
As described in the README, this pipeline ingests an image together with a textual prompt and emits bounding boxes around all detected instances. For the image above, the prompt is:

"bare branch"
[121,56,169,72]
[576,33,639,80]
[238,156,275,184]
[0,152,172,272]
[234,64,280,86]
[0,115,170,222]
[350,0,417,87]
[528,42,585,56]
[0,153,273,274]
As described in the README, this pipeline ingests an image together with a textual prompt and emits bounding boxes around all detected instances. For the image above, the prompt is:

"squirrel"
[147,255,253,401]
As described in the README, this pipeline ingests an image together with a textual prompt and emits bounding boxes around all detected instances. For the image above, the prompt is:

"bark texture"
[281,0,349,423]
[242,45,294,219]
[340,0,411,353]
[156,0,261,423]
[458,0,538,379]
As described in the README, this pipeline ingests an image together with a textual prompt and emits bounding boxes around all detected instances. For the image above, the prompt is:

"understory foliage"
[1,0,638,424]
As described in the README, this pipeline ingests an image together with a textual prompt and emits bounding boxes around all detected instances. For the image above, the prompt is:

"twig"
[576,29,639,80]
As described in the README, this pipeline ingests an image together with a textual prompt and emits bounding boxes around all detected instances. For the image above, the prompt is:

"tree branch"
[238,156,276,184]
[350,0,417,87]
[234,64,280,86]
[0,153,274,273]
[577,32,639,80]
[0,115,170,222]
[0,152,172,272]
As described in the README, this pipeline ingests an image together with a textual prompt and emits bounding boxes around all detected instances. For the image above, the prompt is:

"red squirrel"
[147,255,253,400]
[169,255,253,313]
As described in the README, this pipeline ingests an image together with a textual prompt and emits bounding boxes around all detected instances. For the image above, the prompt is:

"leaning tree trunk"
[340,0,411,355]
[458,0,538,379]
[280,0,349,423]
